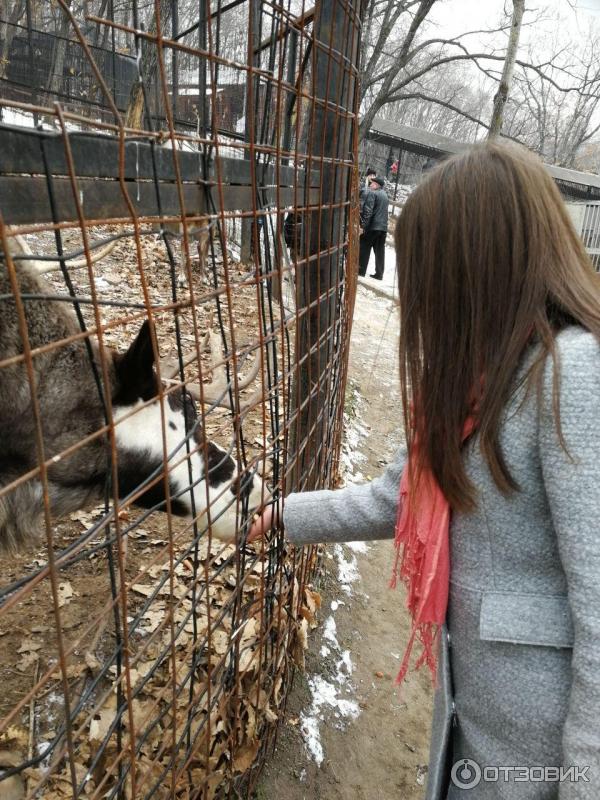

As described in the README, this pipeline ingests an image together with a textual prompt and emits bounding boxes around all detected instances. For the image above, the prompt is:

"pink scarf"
[390,417,476,685]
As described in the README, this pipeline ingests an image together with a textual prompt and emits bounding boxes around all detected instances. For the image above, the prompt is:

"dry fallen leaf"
[293,618,309,670]
[0,727,28,751]
[17,639,42,654]
[89,696,117,742]
[57,581,74,608]
[0,751,25,800]
[0,249,314,800]
[18,649,40,675]
[305,587,322,612]
[232,738,259,774]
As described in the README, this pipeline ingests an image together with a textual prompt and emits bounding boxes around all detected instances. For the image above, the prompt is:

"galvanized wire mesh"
[0,0,360,797]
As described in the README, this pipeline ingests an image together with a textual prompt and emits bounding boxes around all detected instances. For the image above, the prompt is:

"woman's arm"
[282,445,406,545]
[248,445,406,545]
[538,328,600,799]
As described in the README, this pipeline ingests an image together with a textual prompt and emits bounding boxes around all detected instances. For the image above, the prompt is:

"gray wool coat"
[282,327,600,800]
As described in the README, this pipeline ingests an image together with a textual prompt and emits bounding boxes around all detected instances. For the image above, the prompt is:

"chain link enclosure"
[0,0,361,797]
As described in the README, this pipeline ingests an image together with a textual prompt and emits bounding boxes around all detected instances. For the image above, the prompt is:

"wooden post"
[171,0,178,121]
[240,0,261,262]
[288,0,361,492]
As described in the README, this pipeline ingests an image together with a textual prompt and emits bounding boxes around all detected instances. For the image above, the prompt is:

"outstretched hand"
[247,500,281,543]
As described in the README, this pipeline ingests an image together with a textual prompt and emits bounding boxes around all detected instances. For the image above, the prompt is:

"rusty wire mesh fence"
[0,0,361,797]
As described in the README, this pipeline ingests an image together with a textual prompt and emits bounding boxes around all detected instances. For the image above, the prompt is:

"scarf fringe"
[391,417,475,686]
[394,622,440,685]
[391,453,450,685]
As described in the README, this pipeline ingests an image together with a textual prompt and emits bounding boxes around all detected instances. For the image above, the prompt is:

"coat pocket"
[479,591,574,649]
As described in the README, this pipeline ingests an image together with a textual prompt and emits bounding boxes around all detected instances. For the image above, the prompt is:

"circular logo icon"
[451,758,482,789]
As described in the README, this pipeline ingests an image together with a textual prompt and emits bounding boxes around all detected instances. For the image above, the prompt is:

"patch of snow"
[323,615,338,647]
[300,713,324,765]
[300,596,359,766]
[34,689,63,771]
[340,383,371,485]
[330,599,344,611]
[345,468,366,486]
[354,421,371,438]
[347,540,369,554]
[310,675,338,706]
[1,106,37,128]
[337,697,360,718]
[337,649,353,680]
[333,544,360,594]
[301,675,361,764]
[0,105,84,134]
[36,741,53,770]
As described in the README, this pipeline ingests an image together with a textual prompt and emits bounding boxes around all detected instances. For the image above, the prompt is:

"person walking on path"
[250,141,600,799]
[358,166,377,227]
[359,175,389,280]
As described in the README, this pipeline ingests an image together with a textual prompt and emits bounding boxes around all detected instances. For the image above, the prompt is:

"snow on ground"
[1,106,38,128]
[0,105,89,133]
[300,604,360,766]
[340,380,370,484]
[359,242,398,299]
[297,369,377,765]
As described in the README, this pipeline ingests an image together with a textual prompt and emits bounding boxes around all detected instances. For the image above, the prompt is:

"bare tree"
[0,0,26,80]
[125,0,172,129]
[45,0,73,98]
[357,0,600,170]
[359,0,438,139]
[357,0,532,141]
[379,61,491,141]
[488,0,525,137]
[503,30,600,167]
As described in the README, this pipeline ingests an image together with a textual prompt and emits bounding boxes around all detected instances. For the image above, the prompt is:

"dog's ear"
[113,320,158,404]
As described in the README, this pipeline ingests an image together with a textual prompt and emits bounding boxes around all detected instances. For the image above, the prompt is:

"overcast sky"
[430,0,600,44]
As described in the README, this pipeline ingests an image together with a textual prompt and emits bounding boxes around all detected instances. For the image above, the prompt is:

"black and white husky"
[0,245,263,552]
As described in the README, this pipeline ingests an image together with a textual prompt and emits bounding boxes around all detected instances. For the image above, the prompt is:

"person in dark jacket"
[358,167,377,241]
[360,166,377,201]
[359,175,389,280]
[283,211,301,254]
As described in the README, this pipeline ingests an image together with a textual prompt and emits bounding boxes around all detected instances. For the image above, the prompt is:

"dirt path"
[255,285,434,800]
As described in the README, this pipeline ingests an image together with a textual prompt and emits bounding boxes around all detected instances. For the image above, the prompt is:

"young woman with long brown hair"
[249,141,600,799]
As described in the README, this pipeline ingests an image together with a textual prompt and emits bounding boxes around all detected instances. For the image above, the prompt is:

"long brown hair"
[394,140,600,512]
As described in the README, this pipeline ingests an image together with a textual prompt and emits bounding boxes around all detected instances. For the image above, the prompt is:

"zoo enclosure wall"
[0,0,362,797]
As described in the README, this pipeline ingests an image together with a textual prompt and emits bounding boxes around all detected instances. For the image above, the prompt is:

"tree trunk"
[288,0,362,493]
[0,1,27,80]
[43,1,72,100]
[488,0,525,139]
[240,0,261,262]
[124,0,172,130]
